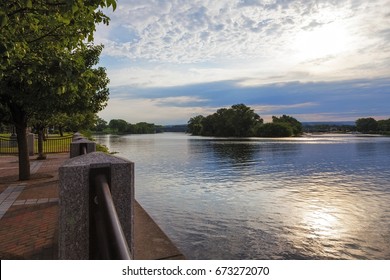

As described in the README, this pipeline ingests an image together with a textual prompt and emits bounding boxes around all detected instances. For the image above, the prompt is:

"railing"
[90,171,132,259]
[0,135,18,154]
[35,135,73,153]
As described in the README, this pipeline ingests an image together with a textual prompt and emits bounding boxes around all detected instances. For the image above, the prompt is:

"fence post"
[58,152,134,259]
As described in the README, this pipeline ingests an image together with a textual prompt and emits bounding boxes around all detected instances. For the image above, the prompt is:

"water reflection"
[94,133,390,259]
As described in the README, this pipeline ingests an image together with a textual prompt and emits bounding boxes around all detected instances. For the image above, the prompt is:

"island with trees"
[187,104,303,137]
[355,117,390,135]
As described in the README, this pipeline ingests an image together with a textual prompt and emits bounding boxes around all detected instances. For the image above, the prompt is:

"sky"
[94,0,390,125]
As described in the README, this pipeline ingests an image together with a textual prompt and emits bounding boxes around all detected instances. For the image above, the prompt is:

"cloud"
[97,0,344,63]
[95,0,390,90]
[99,77,390,124]
[94,1,390,123]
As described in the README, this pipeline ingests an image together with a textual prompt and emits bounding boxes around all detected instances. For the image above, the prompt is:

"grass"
[0,134,73,154]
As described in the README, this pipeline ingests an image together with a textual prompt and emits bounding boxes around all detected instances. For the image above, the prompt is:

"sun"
[292,22,351,61]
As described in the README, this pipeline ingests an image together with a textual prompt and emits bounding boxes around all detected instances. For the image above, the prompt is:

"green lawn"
[0,134,73,154]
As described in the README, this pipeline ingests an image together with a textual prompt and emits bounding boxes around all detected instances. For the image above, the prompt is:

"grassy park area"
[0,133,73,155]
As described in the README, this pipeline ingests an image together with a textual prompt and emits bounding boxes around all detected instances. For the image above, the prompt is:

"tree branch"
[27,24,65,44]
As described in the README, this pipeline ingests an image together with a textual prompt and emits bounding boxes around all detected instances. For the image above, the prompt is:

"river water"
[94,133,390,259]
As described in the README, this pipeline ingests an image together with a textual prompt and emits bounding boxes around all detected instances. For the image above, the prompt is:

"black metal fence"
[0,134,73,155]
[37,135,73,153]
[0,136,18,154]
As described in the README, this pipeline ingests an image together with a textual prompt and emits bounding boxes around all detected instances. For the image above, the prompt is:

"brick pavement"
[0,154,67,259]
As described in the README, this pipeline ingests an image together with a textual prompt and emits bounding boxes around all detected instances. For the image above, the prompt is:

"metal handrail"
[93,173,132,260]
[81,144,87,155]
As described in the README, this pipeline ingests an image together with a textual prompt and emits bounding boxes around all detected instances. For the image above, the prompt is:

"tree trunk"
[15,125,30,180]
[9,103,30,180]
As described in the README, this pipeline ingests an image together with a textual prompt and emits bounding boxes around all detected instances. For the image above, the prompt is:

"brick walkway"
[0,154,67,259]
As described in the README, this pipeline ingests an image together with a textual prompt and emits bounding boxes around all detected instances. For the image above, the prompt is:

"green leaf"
[25,0,33,8]
[105,0,117,11]
[72,4,79,14]
[111,0,117,11]
[27,68,33,75]
[0,43,6,55]
[0,12,8,27]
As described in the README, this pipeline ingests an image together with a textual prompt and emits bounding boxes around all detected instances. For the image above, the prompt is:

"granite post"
[27,133,34,156]
[72,132,83,142]
[59,152,134,259]
[70,138,96,158]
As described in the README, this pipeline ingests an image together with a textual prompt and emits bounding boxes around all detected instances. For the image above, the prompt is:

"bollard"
[72,132,83,141]
[27,133,34,156]
[58,152,134,259]
[70,138,96,158]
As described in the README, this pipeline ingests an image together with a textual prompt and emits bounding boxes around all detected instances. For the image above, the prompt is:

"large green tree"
[108,119,128,134]
[377,118,390,132]
[0,0,116,180]
[272,115,303,136]
[29,45,109,159]
[187,115,204,136]
[189,104,263,137]
[355,118,378,133]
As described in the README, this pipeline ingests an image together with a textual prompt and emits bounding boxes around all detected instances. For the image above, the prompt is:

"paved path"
[0,154,66,259]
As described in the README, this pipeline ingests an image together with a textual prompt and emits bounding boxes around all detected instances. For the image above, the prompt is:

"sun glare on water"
[303,207,341,238]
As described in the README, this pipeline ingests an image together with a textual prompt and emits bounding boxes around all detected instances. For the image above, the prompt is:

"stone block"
[72,132,83,142]
[70,139,96,158]
[59,152,134,259]
[27,133,34,156]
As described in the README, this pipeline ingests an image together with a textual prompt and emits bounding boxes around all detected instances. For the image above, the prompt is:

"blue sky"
[94,0,390,124]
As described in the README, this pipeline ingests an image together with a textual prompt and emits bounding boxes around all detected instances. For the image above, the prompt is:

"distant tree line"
[187,104,302,137]
[93,117,163,134]
[303,124,356,133]
[355,117,390,134]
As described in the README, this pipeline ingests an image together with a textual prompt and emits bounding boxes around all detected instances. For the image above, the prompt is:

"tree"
[229,104,263,137]
[356,118,378,133]
[188,104,263,137]
[94,116,108,132]
[272,115,302,136]
[377,119,390,132]
[187,115,204,135]
[131,122,156,134]
[256,122,293,137]
[109,119,128,134]
[0,0,116,180]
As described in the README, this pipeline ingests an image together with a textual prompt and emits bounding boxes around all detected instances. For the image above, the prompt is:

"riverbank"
[0,153,184,260]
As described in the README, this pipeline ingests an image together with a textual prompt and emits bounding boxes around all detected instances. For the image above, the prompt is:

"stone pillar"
[27,133,34,156]
[70,138,96,158]
[59,152,134,259]
[72,132,83,142]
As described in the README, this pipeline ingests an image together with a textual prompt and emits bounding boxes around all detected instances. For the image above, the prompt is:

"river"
[94,133,390,259]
